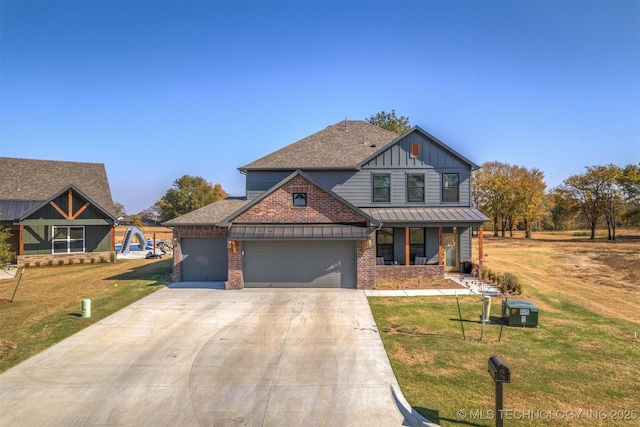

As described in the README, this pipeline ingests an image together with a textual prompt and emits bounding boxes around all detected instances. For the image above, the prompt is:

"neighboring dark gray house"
[164,120,489,289]
[0,157,117,266]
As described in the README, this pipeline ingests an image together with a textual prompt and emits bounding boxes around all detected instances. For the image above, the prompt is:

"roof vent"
[370,144,376,148]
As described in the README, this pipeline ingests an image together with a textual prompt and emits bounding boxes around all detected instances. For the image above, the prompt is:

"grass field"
[370,229,640,426]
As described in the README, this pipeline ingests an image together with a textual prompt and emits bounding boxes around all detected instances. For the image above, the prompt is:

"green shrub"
[90,258,95,264]
[57,259,64,266]
[35,261,41,267]
[99,256,106,263]
[67,258,74,265]
[24,262,31,268]
[47,259,54,266]
[79,258,85,264]
[500,272,523,294]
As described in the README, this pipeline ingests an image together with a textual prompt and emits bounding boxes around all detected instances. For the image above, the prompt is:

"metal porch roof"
[229,224,371,240]
[362,207,490,224]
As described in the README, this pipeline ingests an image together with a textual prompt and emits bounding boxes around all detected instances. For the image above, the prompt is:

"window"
[410,228,425,263]
[442,173,459,202]
[293,192,307,206]
[376,227,394,262]
[52,226,84,254]
[373,173,390,202]
[407,173,424,202]
[410,143,420,158]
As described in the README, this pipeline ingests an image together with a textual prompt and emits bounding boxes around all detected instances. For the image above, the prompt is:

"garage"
[180,238,228,281]
[243,240,356,288]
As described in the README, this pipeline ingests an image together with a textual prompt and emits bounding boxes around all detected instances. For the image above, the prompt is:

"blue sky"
[1,0,638,214]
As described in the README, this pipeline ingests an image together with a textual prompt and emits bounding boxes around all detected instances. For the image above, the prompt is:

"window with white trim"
[52,226,85,254]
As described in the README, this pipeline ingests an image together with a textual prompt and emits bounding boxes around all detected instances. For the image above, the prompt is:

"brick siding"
[375,264,444,281]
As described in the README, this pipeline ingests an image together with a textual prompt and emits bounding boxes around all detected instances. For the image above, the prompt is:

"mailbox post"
[488,356,511,427]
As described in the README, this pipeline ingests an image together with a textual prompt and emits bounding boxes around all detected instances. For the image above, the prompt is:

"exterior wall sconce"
[453,227,457,233]
[361,238,373,253]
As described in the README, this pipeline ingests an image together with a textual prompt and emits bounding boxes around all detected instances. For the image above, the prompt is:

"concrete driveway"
[0,285,433,426]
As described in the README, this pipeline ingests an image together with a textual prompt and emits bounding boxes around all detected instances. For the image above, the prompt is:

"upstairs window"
[293,192,307,206]
[407,173,425,202]
[373,173,391,202]
[52,226,85,254]
[442,173,459,202]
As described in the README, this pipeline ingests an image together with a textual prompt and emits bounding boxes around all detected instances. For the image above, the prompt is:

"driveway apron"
[0,287,427,426]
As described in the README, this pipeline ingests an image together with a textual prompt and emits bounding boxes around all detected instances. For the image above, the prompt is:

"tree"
[514,167,546,238]
[365,110,411,135]
[113,202,126,218]
[0,226,15,269]
[157,175,228,221]
[544,187,579,231]
[473,161,512,237]
[563,166,611,240]
[618,163,640,225]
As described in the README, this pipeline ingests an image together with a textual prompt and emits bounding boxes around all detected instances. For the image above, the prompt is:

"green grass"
[369,296,640,426]
[0,258,171,373]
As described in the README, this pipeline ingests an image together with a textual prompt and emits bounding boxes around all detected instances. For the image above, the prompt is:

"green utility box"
[502,299,538,327]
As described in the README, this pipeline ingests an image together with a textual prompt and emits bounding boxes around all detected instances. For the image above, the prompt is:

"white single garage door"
[181,238,227,281]
[243,240,356,288]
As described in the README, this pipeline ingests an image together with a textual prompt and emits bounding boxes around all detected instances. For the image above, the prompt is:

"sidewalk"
[365,274,502,297]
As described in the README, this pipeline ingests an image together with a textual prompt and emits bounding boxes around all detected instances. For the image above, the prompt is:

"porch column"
[19,225,24,255]
[479,226,484,266]
[438,227,443,265]
[405,227,410,266]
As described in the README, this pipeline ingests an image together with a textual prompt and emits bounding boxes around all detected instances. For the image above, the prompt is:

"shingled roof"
[0,157,116,218]
[239,120,399,171]
[162,199,251,226]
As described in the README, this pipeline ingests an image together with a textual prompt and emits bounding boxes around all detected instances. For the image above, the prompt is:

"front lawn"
[369,233,640,426]
[0,258,171,373]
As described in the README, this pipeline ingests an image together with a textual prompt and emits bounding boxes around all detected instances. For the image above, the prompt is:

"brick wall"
[234,175,364,224]
[357,236,376,290]
[227,240,243,289]
[375,264,444,281]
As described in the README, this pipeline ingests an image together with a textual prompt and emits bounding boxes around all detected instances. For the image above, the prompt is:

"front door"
[443,233,459,272]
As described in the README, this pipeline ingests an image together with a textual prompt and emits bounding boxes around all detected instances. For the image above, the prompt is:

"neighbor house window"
[293,192,307,206]
[410,227,425,263]
[410,143,420,158]
[373,173,390,202]
[407,173,425,202]
[442,173,459,202]
[52,226,85,254]
[376,227,394,262]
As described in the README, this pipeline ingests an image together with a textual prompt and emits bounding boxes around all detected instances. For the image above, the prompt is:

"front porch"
[373,225,484,279]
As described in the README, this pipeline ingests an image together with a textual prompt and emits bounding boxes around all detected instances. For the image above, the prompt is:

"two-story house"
[163,120,489,289]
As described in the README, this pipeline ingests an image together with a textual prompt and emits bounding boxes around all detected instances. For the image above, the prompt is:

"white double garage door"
[180,239,356,288]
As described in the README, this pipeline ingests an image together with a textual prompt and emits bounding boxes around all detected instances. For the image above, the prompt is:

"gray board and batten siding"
[244,131,473,206]
[246,168,471,207]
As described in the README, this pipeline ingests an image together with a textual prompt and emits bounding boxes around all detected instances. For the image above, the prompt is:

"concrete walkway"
[0,286,436,427]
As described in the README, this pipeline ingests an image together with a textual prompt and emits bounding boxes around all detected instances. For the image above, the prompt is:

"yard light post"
[488,356,511,427]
